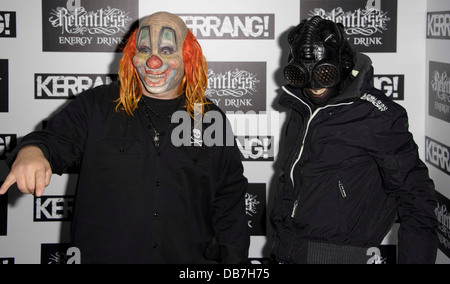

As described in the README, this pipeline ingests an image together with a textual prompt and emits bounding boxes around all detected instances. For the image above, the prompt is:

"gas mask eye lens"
[284,64,308,87]
[313,64,340,88]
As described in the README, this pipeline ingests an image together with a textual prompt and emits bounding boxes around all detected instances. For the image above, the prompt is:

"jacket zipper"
[338,179,347,198]
[282,86,354,218]
[291,200,299,218]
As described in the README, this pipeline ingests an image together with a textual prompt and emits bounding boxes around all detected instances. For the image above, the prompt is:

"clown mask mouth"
[134,56,181,94]
[140,58,177,88]
[145,70,169,86]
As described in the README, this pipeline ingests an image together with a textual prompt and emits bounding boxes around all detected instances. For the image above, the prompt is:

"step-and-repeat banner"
[0,0,448,264]
[426,0,450,265]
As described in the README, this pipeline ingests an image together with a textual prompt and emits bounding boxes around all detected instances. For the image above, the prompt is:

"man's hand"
[0,145,52,197]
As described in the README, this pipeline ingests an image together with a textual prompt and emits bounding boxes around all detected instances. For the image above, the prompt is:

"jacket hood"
[280,53,374,108]
[341,52,374,99]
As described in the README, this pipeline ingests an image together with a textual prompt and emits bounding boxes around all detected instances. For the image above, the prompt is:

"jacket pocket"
[336,176,349,233]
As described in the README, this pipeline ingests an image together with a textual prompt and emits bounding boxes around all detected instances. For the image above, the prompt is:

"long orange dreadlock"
[116,29,209,117]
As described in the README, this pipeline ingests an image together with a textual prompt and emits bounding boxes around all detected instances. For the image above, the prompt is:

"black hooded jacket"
[271,53,438,264]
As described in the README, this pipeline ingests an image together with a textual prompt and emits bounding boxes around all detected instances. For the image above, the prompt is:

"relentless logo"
[236,136,274,161]
[426,137,450,176]
[34,195,74,221]
[246,184,266,236]
[311,6,389,36]
[0,191,7,236]
[206,62,266,112]
[207,68,259,107]
[429,61,450,123]
[246,193,260,219]
[435,202,450,244]
[427,11,450,39]
[435,190,450,258]
[42,0,138,52]
[431,69,450,115]
[301,0,397,52]
[0,59,8,112]
[178,14,274,39]
[0,12,16,38]
[35,74,117,99]
[374,75,404,100]
[0,134,17,160]
[49,6,131,37]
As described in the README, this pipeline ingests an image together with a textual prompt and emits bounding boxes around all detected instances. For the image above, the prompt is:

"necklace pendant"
[153,133,160,147]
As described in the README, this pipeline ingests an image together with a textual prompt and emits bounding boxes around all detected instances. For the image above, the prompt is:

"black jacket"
[271,54,438,264]
[10,82,250,264]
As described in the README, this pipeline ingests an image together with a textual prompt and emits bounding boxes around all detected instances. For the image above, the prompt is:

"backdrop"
[0,0,449,264]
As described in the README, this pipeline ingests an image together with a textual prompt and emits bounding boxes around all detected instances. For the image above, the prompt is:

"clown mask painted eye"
[160,46,175,55]
[137,27,151,54]
[159,28,177,55]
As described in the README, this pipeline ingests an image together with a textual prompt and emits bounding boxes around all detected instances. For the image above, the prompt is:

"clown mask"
[133,12,188,99]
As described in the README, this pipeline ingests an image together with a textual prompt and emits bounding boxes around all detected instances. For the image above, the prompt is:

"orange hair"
[116,29,209,117]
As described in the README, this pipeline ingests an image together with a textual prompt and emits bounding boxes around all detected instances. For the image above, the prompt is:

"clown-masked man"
[1,12,249,264]
[271,16,438,264]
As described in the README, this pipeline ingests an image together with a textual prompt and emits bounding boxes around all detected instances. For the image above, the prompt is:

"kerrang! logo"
[0,135,16,160]
[236,136,274,161]
[178,14,274,39]
[426,137,450,175]
[35,74,116,99]
[427,11,450,39]
[373,75,404,100]
[309,7,390,37]
[49,5,132,36]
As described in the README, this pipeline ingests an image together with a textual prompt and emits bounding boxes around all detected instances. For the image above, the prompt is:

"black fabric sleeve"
[366,101,438,264]
[7,88,95,175]
[209,114,250,264]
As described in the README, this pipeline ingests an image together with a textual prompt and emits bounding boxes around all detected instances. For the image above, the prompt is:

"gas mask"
[284,16,355,105]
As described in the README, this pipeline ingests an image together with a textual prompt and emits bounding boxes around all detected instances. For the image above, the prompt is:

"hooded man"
[271,16,438,264]
[0,12,249,264]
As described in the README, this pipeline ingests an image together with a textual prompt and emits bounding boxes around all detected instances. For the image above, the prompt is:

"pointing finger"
[35,169,46,198]
[0,173,17,195]
[45,168,52,187]
[24,169,37,195]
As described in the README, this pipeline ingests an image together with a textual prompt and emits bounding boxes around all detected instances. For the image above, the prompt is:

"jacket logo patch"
[360,93,388,112]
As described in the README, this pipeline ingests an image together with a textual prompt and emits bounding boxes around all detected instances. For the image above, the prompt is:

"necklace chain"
[146,102,173,118]
[140,99,169,147]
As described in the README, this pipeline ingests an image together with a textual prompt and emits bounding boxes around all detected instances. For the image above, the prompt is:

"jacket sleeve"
[366,100,438,264]
[7,88,94,174]
[207,116,250,264]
